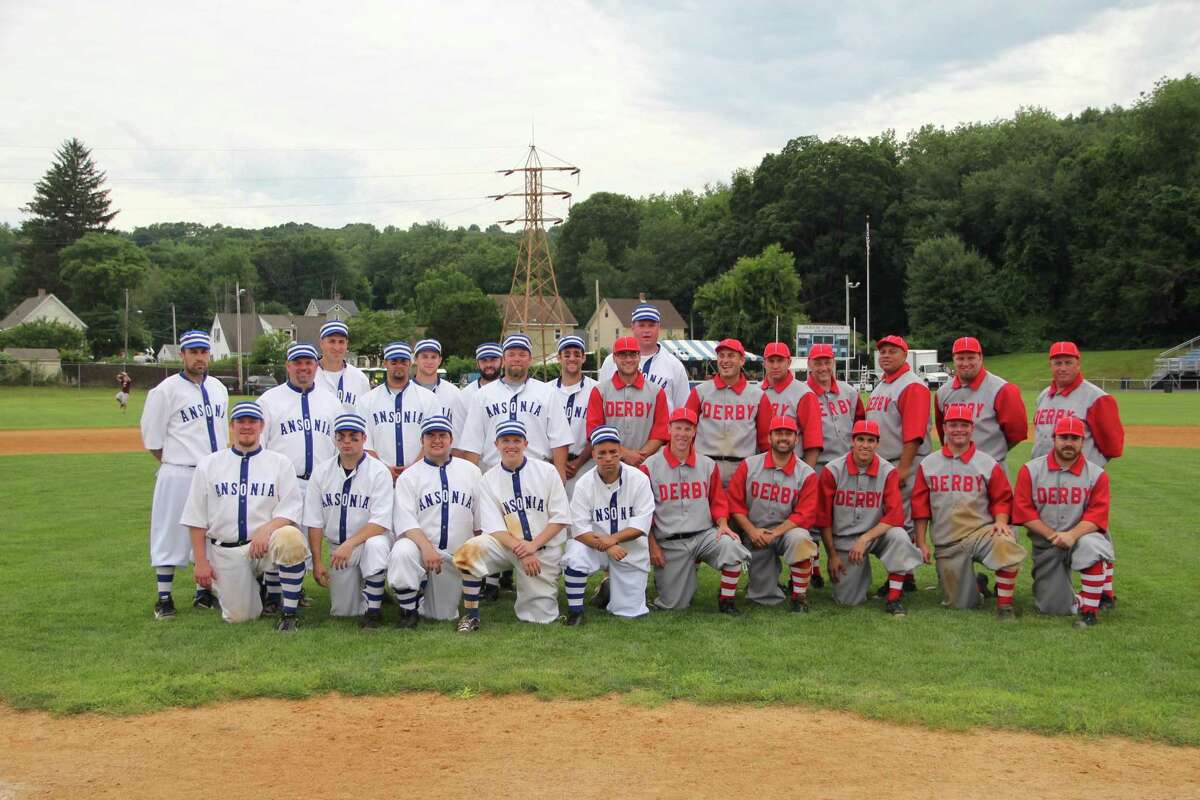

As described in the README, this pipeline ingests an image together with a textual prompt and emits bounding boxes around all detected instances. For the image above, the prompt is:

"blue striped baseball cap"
[494,419,527,440]
[179,330,211,350]
[287,343,319,361]
[320,320,349,339]
[475,342,502,360]
[414,338,442,355]
[503,333,532,352]
[383,341,413,361]
[589,425,621,446]
[333,412,367,434]
[230,401,264,421]
[557,335,586,353]
[420,415,454,435]
[631,303,660,323]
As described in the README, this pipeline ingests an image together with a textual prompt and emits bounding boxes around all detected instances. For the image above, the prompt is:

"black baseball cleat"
[903,574,917,594]
[499,570,515,590]
[790,595,810,614]
[192,589,216,610]
[718,599,741,616]
[456,615,480,634]
[276,614,299,633]
[885,600,907,617]
[562,610,585,627]
[261,597,281,616]
[996,605,1015,622]
[1074,611,1098,629]
[1099,594,1117,611]
[480,583,500,602]
[875,582,889,598]
[591,577,611,609]
[360,609,383,630]
[396,609,420,629]
[976,573,992,598]
[154,597,176,620]
[810,570,825,590]
[297,588,312,608]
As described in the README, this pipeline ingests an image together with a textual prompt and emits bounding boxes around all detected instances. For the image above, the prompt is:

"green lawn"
[987,349,1162,388]
[1,445,1197,744]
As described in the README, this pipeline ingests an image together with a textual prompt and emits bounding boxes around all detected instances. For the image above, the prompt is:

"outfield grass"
[1,445,1197,744]
[987,349,1161,388]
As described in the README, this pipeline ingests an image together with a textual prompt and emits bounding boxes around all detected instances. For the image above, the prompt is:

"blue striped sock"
[263,570,282,599]
[461,576,482,619]
[155,567,175,600]
[564,567,589,613]
[395,588,420,612]
[363,572,385,612]
[278,564,305,615]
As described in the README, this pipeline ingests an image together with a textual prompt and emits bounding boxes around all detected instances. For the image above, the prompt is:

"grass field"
[1,443,1198,744]
[985,349,1161,388]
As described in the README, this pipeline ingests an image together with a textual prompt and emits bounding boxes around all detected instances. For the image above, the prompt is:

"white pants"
[150,464,196,567]
[388,537,464,621]
[453,534,563,624]
[561,539,649,618]
[205,530,311,624]
[321,534,392,617]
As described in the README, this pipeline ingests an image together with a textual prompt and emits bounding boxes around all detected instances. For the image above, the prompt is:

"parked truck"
[873,349,950,389]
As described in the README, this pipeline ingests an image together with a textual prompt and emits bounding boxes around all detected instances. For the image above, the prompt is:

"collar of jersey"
[713,373,748,393]
[423,454,453,468]
[940,442,977,463]
[846,453,880,476]
[286,380,315,395]
[762,450,797,475]
[385,380,410,396]
[1047,451,1086,475]
[177,371,208,386]
[500,456,528,474]
[952,368,988,391]
[233,445,262,458]
[1048,372,1085,397]
[612,371,645,390]
[763,373,794,393]
[881,362,911,384]
[807,375,838,395]
[415,376,441,390]
[664,447,697,468]
[341,452,368,474]
[318,360,346,375]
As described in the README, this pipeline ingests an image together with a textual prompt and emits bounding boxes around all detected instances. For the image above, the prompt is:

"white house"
[0,289,88,332]
[209,313,327,361]
[304,296,359,320]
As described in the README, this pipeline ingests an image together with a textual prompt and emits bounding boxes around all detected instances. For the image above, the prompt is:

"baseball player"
[684,338,772,484]
[598,302,690,411]
[458,333,573,478]
[642,407,750,614]
[816,420,923,616]
[180,401,309,631]
[561,426,656,624]
[761,342,822,467]
[115,371,133,412]
[413,338,467,441]
[911,403,1025,619]
[459,341,503,407]
[302,412,394,628]
[1013,416,1115,628]
[935,337,1027,465]
[554,335,598,495]
[586,336,669,466]
[453,420,572,626]
[315,320,371,412]
[1031,342,1125,467]
[727,416,821,612]
[356,341,439,479]
[388,415,485,631]
[140,329,229,618]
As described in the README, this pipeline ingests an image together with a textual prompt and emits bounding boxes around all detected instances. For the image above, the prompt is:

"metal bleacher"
[1150,335,1200,389]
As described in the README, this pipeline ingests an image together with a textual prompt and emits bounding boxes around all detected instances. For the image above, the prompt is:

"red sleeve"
[933,393,946,445]
[725,461,750,515]
[798,393,823,450]
[897,382,932,444]
[815,468,837,528]
[648,389,669,441]
[1010,466,1038,526]
[707,464,730,520]
[787,472,819,529]
[880,470,906,527]
[994,383,1028,447]
[1087,396,1124,459]
[755,394,772,451]
[585,386,605,436]
[638,463,651,480]
[1082,471,1111,530]
[910,465,931,520]
[987,463,1013,518]
[854,392,866,421]
[685,387,701,417]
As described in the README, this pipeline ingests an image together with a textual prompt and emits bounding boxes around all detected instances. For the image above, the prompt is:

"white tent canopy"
[660,340,763,362]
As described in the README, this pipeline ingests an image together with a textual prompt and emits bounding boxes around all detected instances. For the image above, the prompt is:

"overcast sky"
[1,1,1196,231]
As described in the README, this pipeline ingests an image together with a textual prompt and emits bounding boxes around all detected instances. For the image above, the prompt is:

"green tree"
[249,330,292,370]
[693,244,807,348]
[423,286,503,357]
[0,319,89,357]
[904,235,1009,353]
[555,192,642,297]
[58,233,150,311]
[348,309,419,360]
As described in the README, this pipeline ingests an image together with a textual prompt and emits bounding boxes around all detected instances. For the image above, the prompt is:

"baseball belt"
[209,538,247,548]
[658,530,704,542]
[705,454,742,462]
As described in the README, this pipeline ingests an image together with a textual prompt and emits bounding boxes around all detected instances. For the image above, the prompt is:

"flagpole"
[865,214,871,360]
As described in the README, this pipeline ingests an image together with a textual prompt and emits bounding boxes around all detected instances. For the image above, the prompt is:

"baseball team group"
[139,302,1125,634]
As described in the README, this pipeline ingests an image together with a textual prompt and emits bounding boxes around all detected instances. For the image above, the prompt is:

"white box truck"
[874,349,950,388]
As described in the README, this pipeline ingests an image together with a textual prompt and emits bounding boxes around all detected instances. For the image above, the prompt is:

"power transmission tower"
[490,143,579,372]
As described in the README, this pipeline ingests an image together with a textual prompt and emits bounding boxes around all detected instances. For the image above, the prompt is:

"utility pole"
[865,214,871,359]
[123,288,130,368]
[171,303,177,346]
[845,274,860,382]
[235,280,244,394]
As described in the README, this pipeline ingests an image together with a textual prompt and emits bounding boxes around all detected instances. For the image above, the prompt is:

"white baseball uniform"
[599,344,691,411]
[556,375,598,495]
[257,382,341,521]
[459,378,574,472]
[316,362,372,413]
[355,380,440,470]
[414,377,467,442]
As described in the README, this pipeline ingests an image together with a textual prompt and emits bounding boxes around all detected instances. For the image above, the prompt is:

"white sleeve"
[459,393,485,455]
[477,474,507,535]
[471,469,483,533]
[257,393,274,449]
[569,476,592,538]
[545,389,574,450]
[545,465,572,525]
[670,358,690,412]
[447,388,467,442]
[368,464,394,531]
[598,354,616,384]
[627,468,656,534]
[139,385,168,450]
[302,475,324,530]
[392,473,421,535]
[274,463,302,525]
[178,459,210,530]
[355,394,373,452]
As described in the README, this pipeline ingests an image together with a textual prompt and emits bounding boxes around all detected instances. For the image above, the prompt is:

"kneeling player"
[389,416,485,630]
[303,413,394,628]
[453,420,571,626]
[1012,417,1115,629]
[642,408,750,615]
[912,403,1025,620]
[181,402,309,631]
[561,426,656,624]
[816,420,922,616]
[727,416,821,612]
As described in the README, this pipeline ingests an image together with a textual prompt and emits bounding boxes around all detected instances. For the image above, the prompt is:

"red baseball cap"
[715,338,745,355]
[808,343,834,359]
[763,342,791,359]
[952,337,982,355]
[612,336,639,354]
[668,408,699,426]
[876,334,908,352]
[942,403,974,424]
[1053,416,1086,437]
[851,420,881,438]
[1049,341,1081,359]
[768,415,798,432]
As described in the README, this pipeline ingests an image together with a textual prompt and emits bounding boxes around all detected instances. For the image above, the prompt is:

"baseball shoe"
[562,610,585,627]
[297,588,312,608]
[591,577,610,609]
[261,597,281,616]
[153,597,176,620]
[192,589,216,610]
[499,571,515,590]
[976,573,992,598]
[275,614,299,633]
[396,609,420,629]
[810,569,825,590]
[480,583,500,602]
[996,605,1016,623]
[903,574,917,594]
[875,582,889,598]
[1074,611,1098,629]
[456,615,480,634]
[1099,594,1117,611]
[360,609,383,630]
[790,595,809,614]
[717,599,741,616]
[885,600,907,617]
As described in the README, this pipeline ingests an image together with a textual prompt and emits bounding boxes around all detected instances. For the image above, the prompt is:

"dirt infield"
[0,693,1196,799]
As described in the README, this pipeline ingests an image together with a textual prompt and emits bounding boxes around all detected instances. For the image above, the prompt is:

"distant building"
[0,289,87,332]
[490,294,579,363]
[209,313,327,361]
[156,344,182,363]
[585,295,687,353]
[304,296,359,320]
[1,347,62,380]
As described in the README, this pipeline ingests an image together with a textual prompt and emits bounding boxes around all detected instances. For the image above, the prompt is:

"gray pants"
[831,527,923,606]
[743,529,819,605]
[889,455,925,536]
[934,527,1027,609]
[1030,533,1115,615]
[652,529,750,610]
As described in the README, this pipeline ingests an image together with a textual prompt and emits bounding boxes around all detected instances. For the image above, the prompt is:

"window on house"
[214,328,221,342]
[555,329,561,339]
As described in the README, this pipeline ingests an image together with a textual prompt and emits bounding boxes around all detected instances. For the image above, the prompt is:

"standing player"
[115,371,133,412]
[554,335,598,494]
[561,426,656,624]
[816,420,923,616]
[586,336,669,466]
[388,415,485,630]
[180,401,309,630]
[642,408,750,614]
[727,416,821,612]
[911,404,1025,619]
[685,338,772,484]
[459,342,503,407]
[453,420,572,627]
[935,337,1027,466]
[356,341,439,479]
[303,412,394,628]
[598,302,690,411]
[140,329,229,618]
[1031,342,1124,466]
[1013,417,1116,628]
[761,342,822,466]
[315,320,371,412]
[413,338,467,441]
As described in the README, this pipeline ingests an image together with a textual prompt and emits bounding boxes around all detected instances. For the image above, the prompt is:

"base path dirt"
[1,693,1197,800]
[1123,425,1200,448]
[0,427,141,455]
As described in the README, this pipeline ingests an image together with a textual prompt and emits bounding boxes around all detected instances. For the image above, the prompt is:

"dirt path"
[1,693,1197,799]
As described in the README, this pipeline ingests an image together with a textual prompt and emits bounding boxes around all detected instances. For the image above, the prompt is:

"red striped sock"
[719,568,740,600]
[790,560,812,598]
[1102,560,1115,599]
[1080,562,1105,612]
[886,572,906,603]
[994,568,1018,607]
